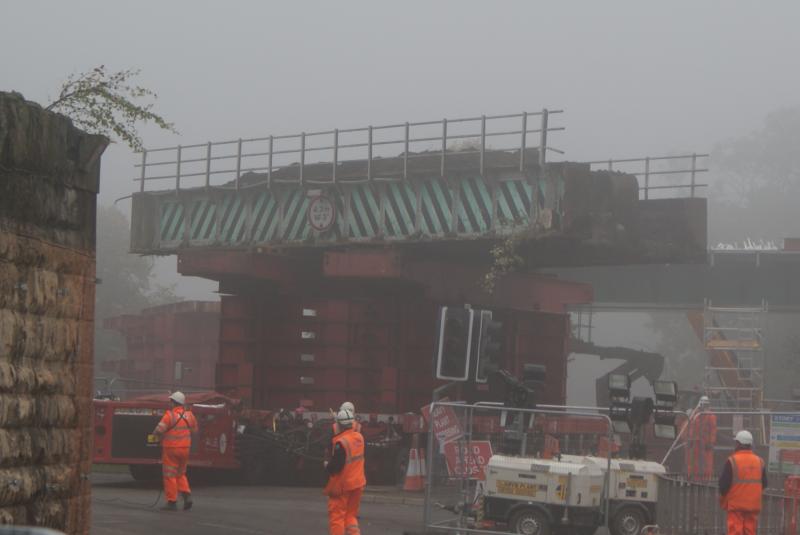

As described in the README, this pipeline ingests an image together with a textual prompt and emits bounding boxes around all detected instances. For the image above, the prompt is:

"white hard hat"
[735,430,753,446]
[340,401,355,414]
[336,408,354,427]
[699,395,710,404]
[169,391,186,405]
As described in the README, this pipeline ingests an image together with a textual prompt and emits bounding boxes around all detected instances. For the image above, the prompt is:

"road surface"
[92,473,424,535]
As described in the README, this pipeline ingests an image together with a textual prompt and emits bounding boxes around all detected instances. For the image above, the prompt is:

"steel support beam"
[322,249,593,314]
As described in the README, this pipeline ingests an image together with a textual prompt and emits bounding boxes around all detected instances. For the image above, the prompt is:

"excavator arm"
[569,339,665,407]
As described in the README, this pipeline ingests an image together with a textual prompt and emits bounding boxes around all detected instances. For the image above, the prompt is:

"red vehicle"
[93,392,248,481]
[95,385,438,483]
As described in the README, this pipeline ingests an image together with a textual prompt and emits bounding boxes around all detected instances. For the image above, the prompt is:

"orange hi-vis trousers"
[727,511,758,535]
[162,447,190,502]
[328,487,363,535]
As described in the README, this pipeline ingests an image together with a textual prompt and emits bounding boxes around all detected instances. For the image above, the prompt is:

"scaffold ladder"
[703,299,768,443]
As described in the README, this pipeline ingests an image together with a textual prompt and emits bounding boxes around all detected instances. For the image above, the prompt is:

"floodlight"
[608,374,631,400]
[612,420,632,434]
[609,404,631,434]
[654,424,677,440]
[653,381,678,404]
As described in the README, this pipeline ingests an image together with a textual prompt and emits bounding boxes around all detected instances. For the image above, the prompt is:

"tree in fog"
[94,205,176,364]
[47,65,176,151]
[709,108,800,244]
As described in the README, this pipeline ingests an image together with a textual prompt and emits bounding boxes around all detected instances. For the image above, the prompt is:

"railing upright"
[479,115,486,175]
[440,118,447,177]
[539,108,549,168]
[519,111,528,172]
[139,150,147,192]
[235,138,242,190]
[644,156,650,200]
[267,135,273,188]
[367,126,373,181]
[403,122,409,180]
[300,132,306,185]
[332,129,339,184]
[175,145,182,191]
[204,142,211,189]
[690,152,697,198]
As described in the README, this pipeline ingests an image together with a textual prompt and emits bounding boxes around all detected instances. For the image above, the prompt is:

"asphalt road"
[91,473,425,535]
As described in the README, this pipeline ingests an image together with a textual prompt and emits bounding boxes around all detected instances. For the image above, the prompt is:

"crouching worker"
[324,408,366,535]
[152,391,198,511]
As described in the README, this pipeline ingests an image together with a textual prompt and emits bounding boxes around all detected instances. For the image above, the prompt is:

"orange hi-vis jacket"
[332,420,362,436]
[722,449,765,512]
[688,411,717,448]
[331,428,366,492]
[157,407,198,448]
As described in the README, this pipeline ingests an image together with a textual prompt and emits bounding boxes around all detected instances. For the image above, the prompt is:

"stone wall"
[0,91,107,533]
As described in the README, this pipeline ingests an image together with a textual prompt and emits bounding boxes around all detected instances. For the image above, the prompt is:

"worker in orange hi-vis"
[686,396,717,481]
[719,430,767,535]
[332,401,362,435]
[152,391,198,511]
[324,408,366,535]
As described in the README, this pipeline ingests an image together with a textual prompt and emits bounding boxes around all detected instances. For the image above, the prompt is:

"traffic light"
[475,310,504,383]
[435,307,475,381]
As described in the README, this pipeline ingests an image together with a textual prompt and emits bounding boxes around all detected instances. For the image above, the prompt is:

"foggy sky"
[3,1,800,297]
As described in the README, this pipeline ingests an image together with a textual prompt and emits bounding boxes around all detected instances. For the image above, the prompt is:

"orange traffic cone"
[403,433,426,491]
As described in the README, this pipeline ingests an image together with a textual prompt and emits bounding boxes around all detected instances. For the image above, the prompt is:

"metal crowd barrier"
[422,401,614,535]
[655,475,790,535]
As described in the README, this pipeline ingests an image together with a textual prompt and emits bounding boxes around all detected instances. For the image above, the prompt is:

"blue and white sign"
[769,414,800,473]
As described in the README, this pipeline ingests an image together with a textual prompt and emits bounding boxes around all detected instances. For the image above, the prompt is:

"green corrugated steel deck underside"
[130,167,564,253]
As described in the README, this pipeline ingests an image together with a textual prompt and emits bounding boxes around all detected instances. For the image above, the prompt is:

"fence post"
[520,111,528,172]
[139,150,147,192]
[644,156,650,200]
[175,145,182,191]
[538,108,549,168]
[205,142,212,188]
[441,118,447,178]
[333,129,339,184]
[235,138,242,190]
[690,153,697,198]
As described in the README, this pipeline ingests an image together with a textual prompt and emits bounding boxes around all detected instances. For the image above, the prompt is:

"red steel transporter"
[118,110,706,483]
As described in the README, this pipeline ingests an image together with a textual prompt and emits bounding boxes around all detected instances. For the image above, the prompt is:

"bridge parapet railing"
[587,153,709,200]
[133,109,564,192]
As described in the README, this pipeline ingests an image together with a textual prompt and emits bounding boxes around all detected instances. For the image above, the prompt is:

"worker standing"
[686,395,717,481]
[152,391,198,511]
[324,408,366,535]
[333,401,361,434]
[719,430,767,535]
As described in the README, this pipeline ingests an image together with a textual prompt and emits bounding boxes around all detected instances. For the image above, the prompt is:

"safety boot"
[181,492,193,511]
[160,501,177,511]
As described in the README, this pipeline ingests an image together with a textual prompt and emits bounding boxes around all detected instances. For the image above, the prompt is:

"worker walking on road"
[152,391,198,511]
[686,395,717,481]
[719,430,767,535]
[324,408,366,535]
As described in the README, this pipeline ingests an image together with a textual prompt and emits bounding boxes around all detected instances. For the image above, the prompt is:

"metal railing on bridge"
[133,109,565,192]
[587,153,710,200]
